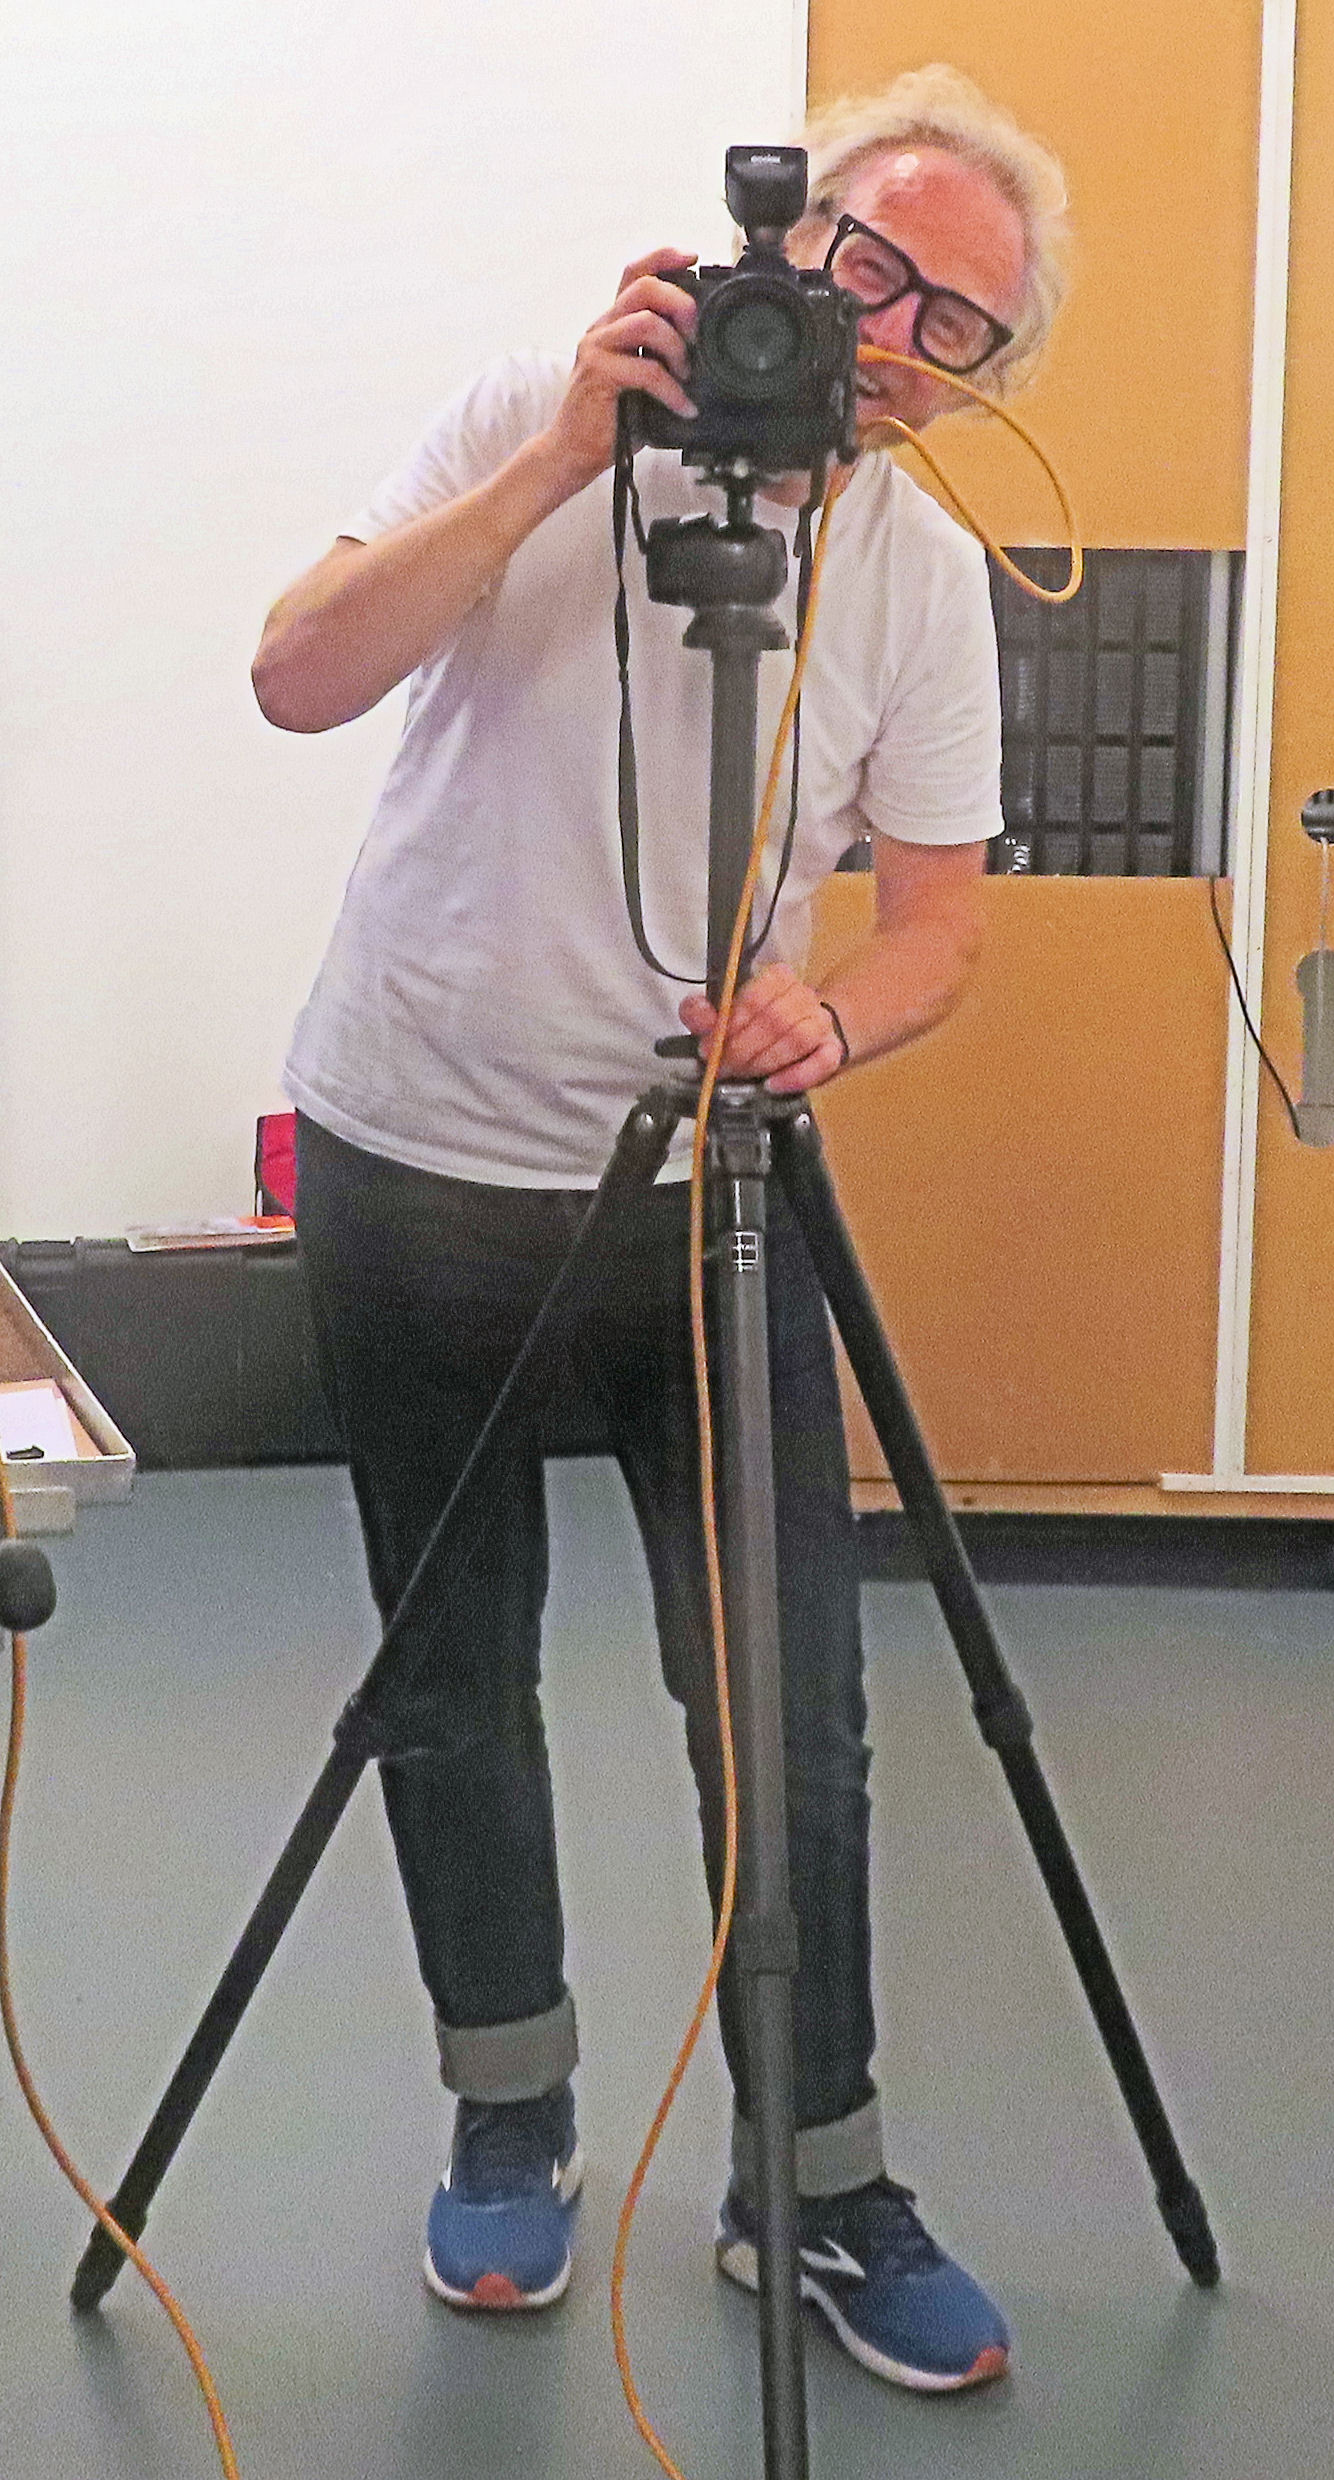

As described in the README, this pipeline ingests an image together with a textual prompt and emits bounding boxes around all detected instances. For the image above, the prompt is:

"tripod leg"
[70,1746,363,2311]
[773,1109,1220,2289]
[709,1099,808,2480]
[71,1092,682,2312]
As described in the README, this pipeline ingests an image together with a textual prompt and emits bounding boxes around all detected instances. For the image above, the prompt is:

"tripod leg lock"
[729,1908,801,1978]
[332,1691,432,1766]
[972,1686,1034,1751]
[708,1122,770,1181]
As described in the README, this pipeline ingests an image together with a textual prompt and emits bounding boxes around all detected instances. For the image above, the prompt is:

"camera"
[626,146,860,475]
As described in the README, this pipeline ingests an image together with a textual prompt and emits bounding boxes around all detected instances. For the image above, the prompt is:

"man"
[253,65,1067,2394]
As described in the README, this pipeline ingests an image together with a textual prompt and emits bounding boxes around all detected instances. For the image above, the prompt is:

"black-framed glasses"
[821,214,1013,377]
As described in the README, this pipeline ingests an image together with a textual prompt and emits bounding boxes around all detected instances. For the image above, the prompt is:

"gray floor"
[2,1460,1332,2480]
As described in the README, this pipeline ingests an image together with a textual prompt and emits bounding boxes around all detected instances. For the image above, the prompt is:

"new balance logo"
[799,2236,866,2283]
[552,2144,584,2205]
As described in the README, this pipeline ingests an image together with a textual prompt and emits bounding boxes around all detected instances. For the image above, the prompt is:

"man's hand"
[677,838,987,1092]
[679,963,847,1094]
[540,248,699,495]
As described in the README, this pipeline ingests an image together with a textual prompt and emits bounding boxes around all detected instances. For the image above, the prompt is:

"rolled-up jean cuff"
[731,2094,884,2202]
[435,1992,579,2102]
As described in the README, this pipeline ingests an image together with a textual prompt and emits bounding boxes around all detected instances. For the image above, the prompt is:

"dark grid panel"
[988,549,1210,875]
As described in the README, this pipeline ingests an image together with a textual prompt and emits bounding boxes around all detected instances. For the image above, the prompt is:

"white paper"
[0,1382,81,1464]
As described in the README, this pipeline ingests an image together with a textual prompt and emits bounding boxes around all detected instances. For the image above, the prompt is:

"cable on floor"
[0,1457,243,2480]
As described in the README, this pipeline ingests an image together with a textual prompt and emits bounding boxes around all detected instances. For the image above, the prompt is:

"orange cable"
[859,347,1083,604]
[610,369,1082,2473]
[0,1457,242,2480]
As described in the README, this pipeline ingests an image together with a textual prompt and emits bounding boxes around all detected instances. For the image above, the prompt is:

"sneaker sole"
[716,2235,1010,2394]
[422,2147,585,2313]
[423,2249,574,2311]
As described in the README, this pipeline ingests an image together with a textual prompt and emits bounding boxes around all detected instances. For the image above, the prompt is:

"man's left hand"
[678,963,846,1093]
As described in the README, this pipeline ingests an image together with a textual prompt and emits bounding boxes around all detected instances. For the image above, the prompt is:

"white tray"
[0,1262,136,1534]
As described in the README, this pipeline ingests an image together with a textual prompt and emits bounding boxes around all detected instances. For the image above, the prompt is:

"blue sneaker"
[424,2082,583,2310]
[716,2176,1010,2391]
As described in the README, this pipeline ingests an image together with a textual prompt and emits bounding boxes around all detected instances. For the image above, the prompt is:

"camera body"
[626,146,860,475]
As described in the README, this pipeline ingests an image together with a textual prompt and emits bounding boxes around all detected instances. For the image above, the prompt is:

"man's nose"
[861,292,919,360]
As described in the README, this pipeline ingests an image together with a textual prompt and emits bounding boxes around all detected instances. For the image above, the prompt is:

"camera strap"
[612,423,688,983]
[611,418,811,987]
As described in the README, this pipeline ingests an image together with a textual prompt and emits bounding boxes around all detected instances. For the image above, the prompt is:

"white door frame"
[1161,0,1314,1490]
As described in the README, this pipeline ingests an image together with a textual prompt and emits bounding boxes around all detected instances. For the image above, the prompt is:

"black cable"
[1207,874,1302,1139]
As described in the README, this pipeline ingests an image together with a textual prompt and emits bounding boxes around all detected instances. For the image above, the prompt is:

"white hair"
[797,65,1071,395]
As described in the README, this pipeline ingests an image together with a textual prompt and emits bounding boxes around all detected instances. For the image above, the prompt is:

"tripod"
[71,470,1218,2480]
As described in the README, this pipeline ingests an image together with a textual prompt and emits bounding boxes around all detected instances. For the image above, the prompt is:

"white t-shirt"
[284,352,1002,1186]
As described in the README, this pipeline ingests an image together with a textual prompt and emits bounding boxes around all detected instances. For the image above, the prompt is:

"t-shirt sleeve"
[860,526,1004,847]
[337,353,570,544]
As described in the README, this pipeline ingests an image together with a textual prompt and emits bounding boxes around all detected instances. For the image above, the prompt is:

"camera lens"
[698,277,809,403]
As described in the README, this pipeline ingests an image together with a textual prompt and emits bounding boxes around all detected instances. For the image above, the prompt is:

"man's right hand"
[539,248,700,495]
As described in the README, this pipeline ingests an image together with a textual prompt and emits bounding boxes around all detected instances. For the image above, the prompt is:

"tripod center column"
[707,1087,807,2480]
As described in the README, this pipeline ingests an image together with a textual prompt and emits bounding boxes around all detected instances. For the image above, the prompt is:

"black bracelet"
[819,999,851,1067]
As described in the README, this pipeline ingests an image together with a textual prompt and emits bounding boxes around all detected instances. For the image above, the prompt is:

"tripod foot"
[1159,2179,1221,2287]
[71,2221,135,2314]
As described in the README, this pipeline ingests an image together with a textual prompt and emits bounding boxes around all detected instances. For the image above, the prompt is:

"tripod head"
[643,484,788,612]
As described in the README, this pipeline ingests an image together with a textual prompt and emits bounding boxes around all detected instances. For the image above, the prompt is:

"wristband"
[819,999,851,1067]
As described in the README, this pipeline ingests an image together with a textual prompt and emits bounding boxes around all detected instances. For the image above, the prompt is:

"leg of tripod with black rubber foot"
[708,1088,809,2480]
[772,1105,1220,2289]
[70,1088,684,2315]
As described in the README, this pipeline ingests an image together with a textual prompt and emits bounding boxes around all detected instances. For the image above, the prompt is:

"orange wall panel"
[810,876,1228,1483]
[806,2,1334,1487]
[807,0,1260,547]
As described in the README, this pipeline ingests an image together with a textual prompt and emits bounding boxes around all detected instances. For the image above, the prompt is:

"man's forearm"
[251,433,577,734]
[676,843,985,1095]
[255,253,699,734]
[819,903,982,1069]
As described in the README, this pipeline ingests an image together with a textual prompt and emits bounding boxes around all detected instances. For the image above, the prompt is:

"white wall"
[0,0,807,1235]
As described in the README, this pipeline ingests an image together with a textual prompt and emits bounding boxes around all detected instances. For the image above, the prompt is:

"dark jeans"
[295,1111,880,2172]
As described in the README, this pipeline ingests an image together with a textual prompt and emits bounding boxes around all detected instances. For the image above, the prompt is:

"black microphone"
[0,1539,57,1635]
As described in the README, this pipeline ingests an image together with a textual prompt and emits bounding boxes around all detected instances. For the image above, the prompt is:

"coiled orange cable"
[860,347,1083,603]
